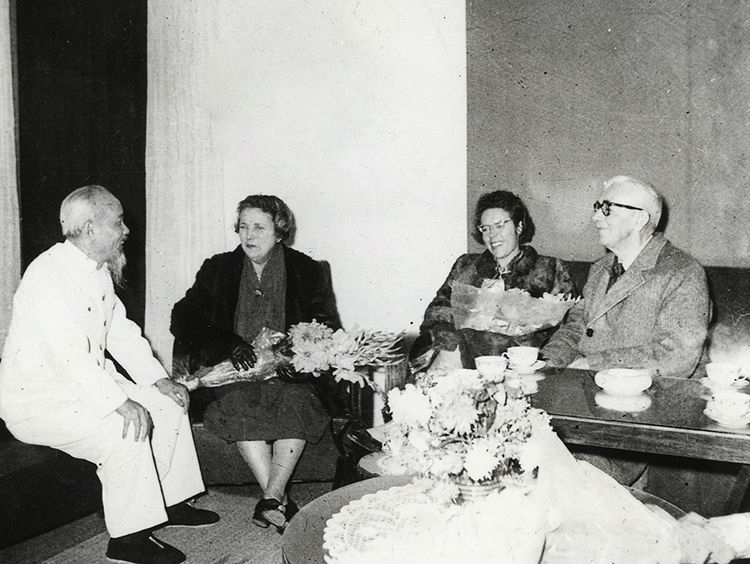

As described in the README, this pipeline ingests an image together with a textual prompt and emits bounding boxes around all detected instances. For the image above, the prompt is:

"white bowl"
[594,368,653,397]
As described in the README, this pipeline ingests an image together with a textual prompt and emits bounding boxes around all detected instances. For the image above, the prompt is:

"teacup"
[708,390,750,421]
[706,362,743,388]
[504,346,539,367]
[474,356,508,380]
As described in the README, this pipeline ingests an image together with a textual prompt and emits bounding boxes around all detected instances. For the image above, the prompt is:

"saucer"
[703,407,750,428]
[699,377,749,390]
[594,369,652,396]
[505,372,545,382]
[508,360,546,374]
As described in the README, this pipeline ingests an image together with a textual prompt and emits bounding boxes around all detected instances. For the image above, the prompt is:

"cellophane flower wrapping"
[451,280,578,336]
[175,327,287,390]
[382,368,550,488]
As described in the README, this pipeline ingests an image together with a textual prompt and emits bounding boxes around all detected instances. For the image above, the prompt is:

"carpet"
[39,483,332,564]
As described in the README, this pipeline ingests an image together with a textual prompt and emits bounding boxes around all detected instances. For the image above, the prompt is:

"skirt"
[202,378,329,444]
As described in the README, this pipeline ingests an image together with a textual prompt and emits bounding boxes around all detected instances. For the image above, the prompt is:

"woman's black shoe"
[252,498,286,531]
[285,498,299,522]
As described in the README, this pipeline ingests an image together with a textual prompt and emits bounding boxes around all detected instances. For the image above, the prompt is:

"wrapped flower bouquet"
[175,320,404,390]
[451,280,578,337]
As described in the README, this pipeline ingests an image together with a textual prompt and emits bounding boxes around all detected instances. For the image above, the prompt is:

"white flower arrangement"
[286,320,404,387]
[382,368,549,486]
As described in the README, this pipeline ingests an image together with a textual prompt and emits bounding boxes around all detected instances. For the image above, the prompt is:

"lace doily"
[322,484,439,564]
[323,482,549,564]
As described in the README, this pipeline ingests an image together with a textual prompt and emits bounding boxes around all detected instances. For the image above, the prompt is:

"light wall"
[206,2,467,335]
[145,1,467,362]
[0,0,19,348]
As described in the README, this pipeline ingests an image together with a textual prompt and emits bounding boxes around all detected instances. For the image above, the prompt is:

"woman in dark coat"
[416,190,578,369]
[171,195,340,531]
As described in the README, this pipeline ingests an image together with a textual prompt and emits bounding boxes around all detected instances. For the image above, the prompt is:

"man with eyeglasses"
[542,175,709,380]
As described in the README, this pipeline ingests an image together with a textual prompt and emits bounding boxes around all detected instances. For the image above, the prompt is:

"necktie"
[606,259,625,292]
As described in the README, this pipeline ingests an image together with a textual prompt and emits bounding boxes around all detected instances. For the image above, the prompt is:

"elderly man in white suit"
[0,185,217,564]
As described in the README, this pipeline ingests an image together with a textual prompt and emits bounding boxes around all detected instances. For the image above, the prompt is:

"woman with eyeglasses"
[414,190,579,369]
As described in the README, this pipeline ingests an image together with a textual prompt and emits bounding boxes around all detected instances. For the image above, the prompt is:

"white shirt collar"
[618,234,654,270]
[62,239,104,274]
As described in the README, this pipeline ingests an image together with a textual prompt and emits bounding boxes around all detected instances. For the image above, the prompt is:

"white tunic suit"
[0,241,205,537]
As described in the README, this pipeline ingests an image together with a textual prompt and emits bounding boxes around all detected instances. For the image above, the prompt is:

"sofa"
[2,262,749,548]
[0,419,101,548]
[180,357,408,488]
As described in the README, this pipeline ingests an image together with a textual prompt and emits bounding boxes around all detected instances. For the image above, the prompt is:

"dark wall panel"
[16,0,147,324]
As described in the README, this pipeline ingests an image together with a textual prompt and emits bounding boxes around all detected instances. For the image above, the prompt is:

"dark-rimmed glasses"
[593,200,644,217]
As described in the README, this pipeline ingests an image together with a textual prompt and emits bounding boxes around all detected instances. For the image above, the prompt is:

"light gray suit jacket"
[542,234,709,377]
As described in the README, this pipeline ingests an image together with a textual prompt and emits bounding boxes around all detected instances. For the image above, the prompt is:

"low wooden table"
[533,368,750,464]
[281,475,685,564]
[361,368,750,514]
[532,368,750,514]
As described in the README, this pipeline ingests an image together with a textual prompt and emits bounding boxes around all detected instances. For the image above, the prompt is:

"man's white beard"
[106,248,127,287]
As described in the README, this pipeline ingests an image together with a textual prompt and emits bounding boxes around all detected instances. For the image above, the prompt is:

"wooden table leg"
[728,464,750,514]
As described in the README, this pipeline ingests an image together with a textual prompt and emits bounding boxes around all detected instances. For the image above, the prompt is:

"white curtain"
[0,0,21,349]
[145,1,226,367]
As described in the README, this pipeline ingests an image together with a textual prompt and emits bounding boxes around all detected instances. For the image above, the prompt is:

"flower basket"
[382,368,549,497]
[454,479,504,503]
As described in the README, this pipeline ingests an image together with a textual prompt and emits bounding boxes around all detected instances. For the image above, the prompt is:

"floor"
[0,482,334,564]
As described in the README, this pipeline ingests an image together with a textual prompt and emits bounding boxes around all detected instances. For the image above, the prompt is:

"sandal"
[252,498,286,531]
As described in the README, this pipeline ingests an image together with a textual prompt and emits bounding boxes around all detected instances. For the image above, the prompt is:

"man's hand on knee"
[115,398,153,441]
[154,378,190,413]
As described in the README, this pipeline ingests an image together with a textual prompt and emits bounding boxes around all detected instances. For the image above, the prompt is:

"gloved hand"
[230,342,257,372]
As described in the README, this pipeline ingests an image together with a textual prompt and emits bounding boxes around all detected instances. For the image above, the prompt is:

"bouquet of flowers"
[176,321,404,390]
[451,280,578,336]
[286,320,404,387]
[381,368,549,488]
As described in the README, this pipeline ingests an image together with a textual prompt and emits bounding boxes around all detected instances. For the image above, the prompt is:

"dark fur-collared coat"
[417,246,578,368]
[171,244,341,443]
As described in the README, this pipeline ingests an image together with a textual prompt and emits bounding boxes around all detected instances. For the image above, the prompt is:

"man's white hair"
[603,175,662,233]
[59,185,111,238]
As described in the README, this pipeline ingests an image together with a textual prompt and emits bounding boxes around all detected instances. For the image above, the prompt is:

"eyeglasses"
[593,200,644,217]
[477,219,513,235]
